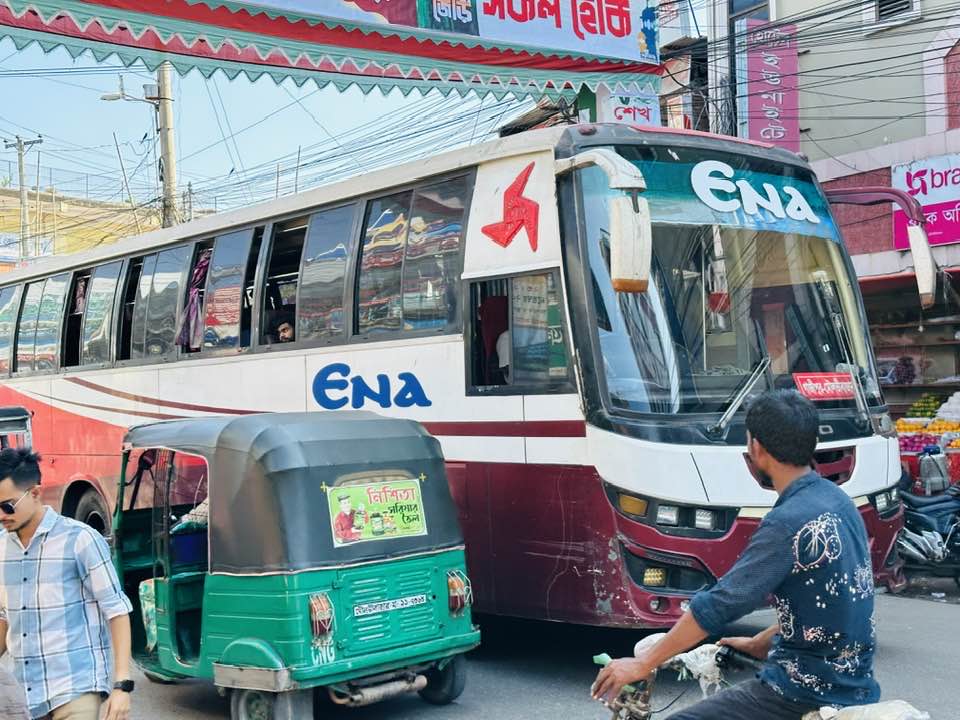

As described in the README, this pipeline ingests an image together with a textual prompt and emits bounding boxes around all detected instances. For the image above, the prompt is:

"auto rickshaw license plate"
[354,594,429,617]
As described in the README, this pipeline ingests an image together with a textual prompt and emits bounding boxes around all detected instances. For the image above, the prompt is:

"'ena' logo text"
[312,363,432,410]
[691,160,820,224]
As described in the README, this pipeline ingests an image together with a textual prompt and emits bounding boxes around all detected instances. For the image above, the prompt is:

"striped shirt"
[0,507,132,719]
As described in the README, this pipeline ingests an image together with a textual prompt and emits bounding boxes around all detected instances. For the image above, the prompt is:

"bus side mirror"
[556,149,653,293]
[608,191,653,292]
[907,223,936,309]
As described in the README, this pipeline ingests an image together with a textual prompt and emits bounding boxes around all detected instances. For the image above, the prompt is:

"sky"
[0,37,529,214]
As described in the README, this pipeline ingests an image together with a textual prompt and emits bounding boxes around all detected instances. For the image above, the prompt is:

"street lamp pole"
[156,62,178,228]
[102,62,179,229]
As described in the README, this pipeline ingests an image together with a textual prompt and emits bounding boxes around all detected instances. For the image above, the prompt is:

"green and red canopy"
[0,0,662,98]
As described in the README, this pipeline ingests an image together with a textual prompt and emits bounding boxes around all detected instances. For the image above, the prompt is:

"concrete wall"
[776,0,960,161]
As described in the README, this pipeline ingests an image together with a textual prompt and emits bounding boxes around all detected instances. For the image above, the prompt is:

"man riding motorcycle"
[593,390,880,719]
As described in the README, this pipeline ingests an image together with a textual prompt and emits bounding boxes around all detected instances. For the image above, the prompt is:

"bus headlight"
[656,505,679,526]
[694,509,715,531]
[875,492,889,513]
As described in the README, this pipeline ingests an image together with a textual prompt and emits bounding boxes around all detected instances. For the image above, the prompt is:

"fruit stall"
[861,280,960,486]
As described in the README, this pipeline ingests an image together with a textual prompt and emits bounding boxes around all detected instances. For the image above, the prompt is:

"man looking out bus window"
[593,390,880,718]
[273,313,295,343]
[0,448,134,720]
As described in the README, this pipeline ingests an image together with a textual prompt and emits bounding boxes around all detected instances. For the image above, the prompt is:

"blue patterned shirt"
[690,471,880,708]
[0,507,132,719]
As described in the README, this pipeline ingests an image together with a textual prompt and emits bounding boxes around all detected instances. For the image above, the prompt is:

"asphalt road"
[2,592,955,719]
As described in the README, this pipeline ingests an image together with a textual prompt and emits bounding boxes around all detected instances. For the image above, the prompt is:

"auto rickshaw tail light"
[447,570,472,615]
[309,592,334,641]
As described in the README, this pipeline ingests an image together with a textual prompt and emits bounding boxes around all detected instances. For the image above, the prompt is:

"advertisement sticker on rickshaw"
[328,477,428,547]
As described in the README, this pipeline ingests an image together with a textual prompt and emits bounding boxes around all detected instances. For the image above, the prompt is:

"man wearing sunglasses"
[0,448,133,720]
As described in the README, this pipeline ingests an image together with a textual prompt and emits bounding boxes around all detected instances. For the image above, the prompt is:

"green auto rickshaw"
[111,411,480,719]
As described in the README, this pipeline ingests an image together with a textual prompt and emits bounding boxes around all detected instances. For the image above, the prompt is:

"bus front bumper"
[610,502,905,629]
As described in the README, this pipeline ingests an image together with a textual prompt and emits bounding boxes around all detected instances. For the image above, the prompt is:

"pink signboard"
[793,373,855,402]
[745,20,799,152]
[892,152,960,250]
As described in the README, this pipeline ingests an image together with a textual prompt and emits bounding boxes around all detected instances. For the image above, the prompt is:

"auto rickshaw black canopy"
[122,411,463,575]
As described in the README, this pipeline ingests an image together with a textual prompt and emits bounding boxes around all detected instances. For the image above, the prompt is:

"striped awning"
[0,0,662,99]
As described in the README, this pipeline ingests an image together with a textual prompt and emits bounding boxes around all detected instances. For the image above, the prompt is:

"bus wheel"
[230,689,313,720]
[418,655,467,706]
[75,489,111,536]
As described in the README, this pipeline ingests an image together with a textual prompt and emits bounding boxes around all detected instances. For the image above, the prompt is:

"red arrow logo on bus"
[482,162,539,251]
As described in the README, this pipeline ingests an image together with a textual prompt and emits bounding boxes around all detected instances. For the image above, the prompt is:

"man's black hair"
[0,447,42,489]
[273,312,294,331]
[745,390,818,467]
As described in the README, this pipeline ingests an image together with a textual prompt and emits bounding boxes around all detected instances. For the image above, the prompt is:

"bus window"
[298,205,356,343]
[15,281,45,373]
[356,177,469,337]
[126,255,157,360]
[63,270,91,367]
[261,216,308,344]
[403,177,468,331]
[81,262,122,366]
[148,246,189,357]
[33,274,69,372]
[356,191,412,335]
[201,229,255,350]
[0,286,22,375]
[469,272,571,392]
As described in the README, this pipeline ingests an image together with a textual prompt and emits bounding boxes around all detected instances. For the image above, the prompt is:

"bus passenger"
[496,329,511,383]
[273,313,295,343]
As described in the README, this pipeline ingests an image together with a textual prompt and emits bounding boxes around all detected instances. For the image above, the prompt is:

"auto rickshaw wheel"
[230,688,313,720]
[418,655,467,706]
[142,670,177,685]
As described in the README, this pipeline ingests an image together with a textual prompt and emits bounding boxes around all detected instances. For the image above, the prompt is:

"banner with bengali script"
[328,478,428,548]
[893,152,960,250]
[0,0,661,99]
[740,19,799,152]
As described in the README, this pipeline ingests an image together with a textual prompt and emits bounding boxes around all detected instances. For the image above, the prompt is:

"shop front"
[830,151,960,488]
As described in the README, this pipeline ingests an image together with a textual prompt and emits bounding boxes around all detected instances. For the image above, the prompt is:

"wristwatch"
[114,679,135,693]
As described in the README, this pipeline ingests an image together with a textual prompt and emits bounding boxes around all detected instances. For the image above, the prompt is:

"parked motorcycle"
[897,484,960,588]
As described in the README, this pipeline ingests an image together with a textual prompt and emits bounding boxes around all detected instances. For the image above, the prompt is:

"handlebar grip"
[715,645,765,671]
[593,653,644,694]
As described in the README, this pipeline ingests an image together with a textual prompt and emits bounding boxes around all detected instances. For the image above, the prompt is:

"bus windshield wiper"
[707,356,771,439]
[814,273,871,429]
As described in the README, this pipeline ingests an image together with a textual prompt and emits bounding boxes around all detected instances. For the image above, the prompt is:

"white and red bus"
[0,124,929,628]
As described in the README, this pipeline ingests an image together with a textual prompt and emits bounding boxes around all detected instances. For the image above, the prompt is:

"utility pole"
[3,135,42,261]
[34,149,42,257]
[156,61,178,227]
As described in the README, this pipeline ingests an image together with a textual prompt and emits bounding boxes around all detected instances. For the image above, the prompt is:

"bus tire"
[75,489,111,536]
[418,655,466,706]
[230,688,313,720]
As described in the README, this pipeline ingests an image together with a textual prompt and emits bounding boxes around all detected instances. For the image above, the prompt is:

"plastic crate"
[170,531,207,567]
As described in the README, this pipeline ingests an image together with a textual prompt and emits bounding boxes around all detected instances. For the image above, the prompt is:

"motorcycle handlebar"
[715,645,766,672]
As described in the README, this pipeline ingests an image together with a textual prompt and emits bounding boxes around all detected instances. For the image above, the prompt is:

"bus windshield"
[579,144,880,416]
